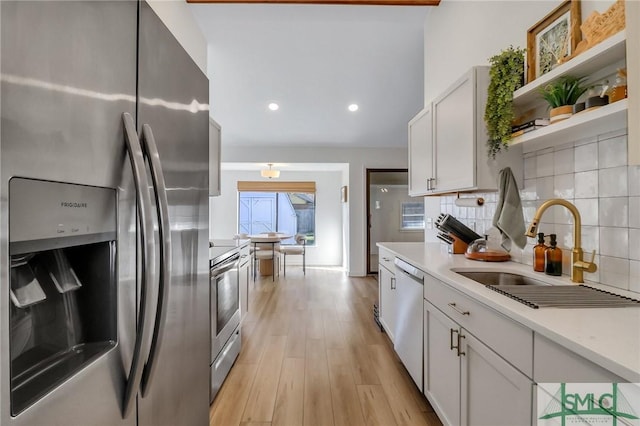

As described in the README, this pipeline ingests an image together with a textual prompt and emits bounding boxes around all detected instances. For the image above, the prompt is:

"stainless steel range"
[209,248,241,402]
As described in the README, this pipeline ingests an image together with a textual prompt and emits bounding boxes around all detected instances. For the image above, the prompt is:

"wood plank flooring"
[209,267,442,426]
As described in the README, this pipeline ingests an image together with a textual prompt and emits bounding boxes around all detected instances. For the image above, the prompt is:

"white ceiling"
[190,3,429,149]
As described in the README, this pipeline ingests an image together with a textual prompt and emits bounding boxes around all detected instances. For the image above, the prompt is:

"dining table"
[248,233,292,279]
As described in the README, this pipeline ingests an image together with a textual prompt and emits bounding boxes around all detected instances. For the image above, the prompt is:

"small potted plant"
[538,75,588,123]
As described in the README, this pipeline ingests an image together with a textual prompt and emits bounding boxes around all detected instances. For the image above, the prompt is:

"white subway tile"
[536,176,555,200]
[599,166,628,197]
[581,226,600,253]
[599,197,628,227]
[553,174,575,199]
[598,134,627,168]
[630,165,640,197]
[554,224,572,250]
[521,179,537,201]
[574,135,598,147]
[574,142,598,172]
[574,171,598,199]
[629,197,640,230]
[536,152,554,177]
[597,128,627,141]
[522,201,538,223]
[630,260,640,293]
[599,256,629,291]
[629,229,640,261]
[554,148,574,175]
[574,198,599,226]
[524,156,537,180]
[599,227,629,258]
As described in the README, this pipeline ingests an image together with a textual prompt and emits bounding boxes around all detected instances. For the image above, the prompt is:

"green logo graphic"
[539,383,639,425]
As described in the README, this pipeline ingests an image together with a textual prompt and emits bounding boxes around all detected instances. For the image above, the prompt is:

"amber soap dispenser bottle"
[533,233,547,272]
[545,234,562,276]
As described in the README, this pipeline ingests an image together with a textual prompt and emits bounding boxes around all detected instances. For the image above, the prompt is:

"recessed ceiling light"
[348,104,359,112]
[268,102,279,111]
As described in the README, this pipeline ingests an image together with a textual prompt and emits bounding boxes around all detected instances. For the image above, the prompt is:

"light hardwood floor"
[209,267,442,426]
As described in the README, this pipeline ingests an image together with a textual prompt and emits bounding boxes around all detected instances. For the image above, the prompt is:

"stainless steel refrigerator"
[0,1,210,425]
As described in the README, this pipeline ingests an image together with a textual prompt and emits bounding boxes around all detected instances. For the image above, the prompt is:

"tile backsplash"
[440,128,640,294]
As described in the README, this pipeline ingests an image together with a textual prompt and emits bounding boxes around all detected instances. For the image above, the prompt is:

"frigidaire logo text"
[60,201,88,208]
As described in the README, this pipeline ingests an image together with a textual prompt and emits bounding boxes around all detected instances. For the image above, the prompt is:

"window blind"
[237,181,316,193]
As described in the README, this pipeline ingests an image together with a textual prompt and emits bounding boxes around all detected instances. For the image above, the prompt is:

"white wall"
[221,146,408,276]
[210,169,344,266]
[424,1,614,103]
[148,0,207,74]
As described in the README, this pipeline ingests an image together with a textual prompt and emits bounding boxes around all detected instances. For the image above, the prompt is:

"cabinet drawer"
[424,274,533,377]
[378,247,395,273]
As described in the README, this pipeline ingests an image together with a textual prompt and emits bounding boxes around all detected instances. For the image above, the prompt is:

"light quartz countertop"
[378,242,640,382]
[209,238,250,262]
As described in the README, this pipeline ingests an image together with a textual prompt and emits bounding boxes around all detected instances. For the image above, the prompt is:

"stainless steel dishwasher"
[393,258,424,391]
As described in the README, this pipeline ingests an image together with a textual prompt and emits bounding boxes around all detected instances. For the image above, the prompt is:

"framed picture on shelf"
[526,0,582,83]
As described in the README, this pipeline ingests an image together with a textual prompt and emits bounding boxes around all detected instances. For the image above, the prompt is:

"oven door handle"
[121,113,157,418]
[211,258,240,277]
[139,124,171,397]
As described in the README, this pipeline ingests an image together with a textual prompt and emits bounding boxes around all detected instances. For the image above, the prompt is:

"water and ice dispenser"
[9,178,118,415]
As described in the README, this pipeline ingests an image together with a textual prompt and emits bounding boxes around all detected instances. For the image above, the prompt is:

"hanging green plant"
[484,46,526,159]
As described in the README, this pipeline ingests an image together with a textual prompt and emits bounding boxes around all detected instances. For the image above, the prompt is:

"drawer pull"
[448,302,470,316]
[382,257,391,261]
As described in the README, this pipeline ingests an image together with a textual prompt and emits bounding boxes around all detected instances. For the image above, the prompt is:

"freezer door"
[0,1,138,425]
[136,3,210,426]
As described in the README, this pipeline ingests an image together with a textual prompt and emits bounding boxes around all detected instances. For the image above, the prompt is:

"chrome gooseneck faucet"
[525,199,597,283]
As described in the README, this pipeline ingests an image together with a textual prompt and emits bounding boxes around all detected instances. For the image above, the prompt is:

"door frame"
[365,168,408,275]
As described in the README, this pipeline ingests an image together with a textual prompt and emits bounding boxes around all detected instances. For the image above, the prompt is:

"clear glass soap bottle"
[545,234,562,276]
[533,232,547,272]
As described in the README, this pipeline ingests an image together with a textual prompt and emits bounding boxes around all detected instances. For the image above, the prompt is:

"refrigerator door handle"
[139,123,172,397]
[121,113,157,418]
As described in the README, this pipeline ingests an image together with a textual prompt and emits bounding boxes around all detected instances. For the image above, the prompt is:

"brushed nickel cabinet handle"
[450,328,459,351]
[448,302,470,316]
[391,277,396,290]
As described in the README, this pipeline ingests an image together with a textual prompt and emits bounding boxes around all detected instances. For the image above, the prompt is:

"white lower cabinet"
[378,264,396,342]
[424,274,534,426]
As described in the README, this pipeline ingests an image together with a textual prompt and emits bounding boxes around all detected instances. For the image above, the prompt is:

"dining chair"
[279,234,306,276]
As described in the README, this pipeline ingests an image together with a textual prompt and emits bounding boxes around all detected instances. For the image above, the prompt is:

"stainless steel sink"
[456,271,549,287]
[455,270,640,309]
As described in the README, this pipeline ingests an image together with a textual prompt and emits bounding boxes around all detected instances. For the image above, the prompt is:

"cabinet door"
[433,69,475,192]
[408,106,434,196]
[424,301,460,426]
[209,117,221,197]
[378,266,396,342]
[239,259,249,320]
[460,330,533,426]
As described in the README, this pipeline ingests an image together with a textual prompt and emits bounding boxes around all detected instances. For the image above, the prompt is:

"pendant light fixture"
[260,163,280,179]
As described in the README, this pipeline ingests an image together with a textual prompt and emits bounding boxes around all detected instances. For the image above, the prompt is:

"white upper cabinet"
[408,67,523,196]
[408,105,434,196]
[209,117,221,197]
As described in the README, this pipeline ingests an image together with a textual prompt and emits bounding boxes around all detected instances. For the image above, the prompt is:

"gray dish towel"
[492,167,526,251]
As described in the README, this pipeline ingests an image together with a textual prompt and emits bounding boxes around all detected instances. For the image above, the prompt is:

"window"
[237,181,316,245]
[401,202,425,230]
